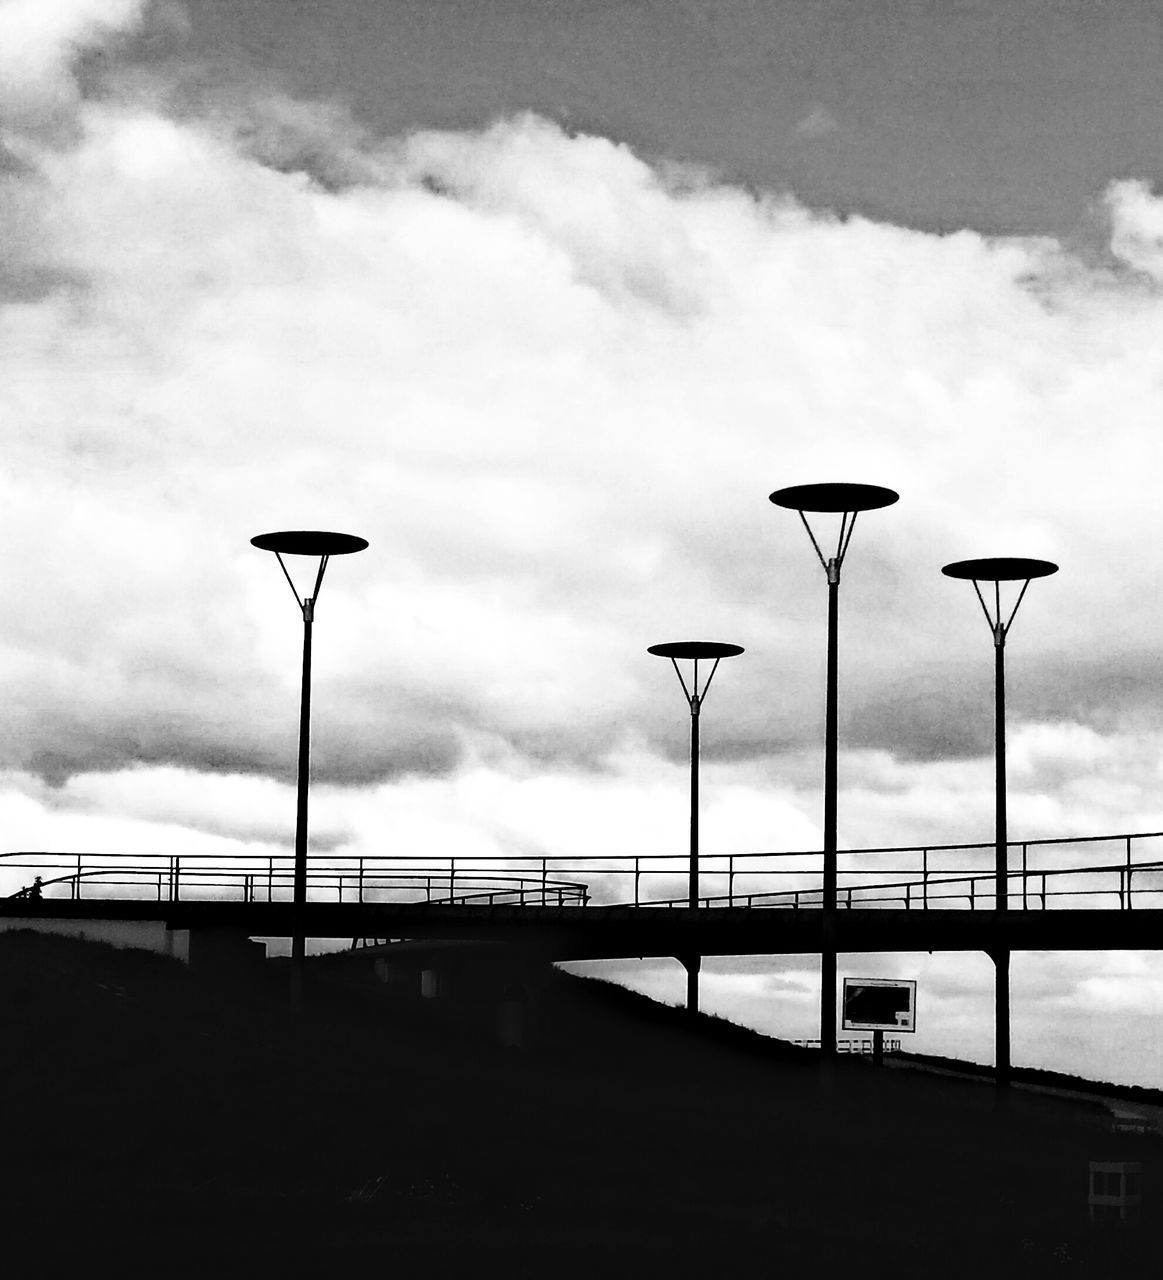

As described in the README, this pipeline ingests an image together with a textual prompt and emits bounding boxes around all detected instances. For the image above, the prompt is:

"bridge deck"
[2,899,1159,960]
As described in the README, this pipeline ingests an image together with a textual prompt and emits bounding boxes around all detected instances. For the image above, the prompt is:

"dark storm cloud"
[10,707,286,788]
[846,663,993,763]
[1019,650,1163,727]
[4,683,470,790]
[174,0,1163,242]
[832,644,1163,766]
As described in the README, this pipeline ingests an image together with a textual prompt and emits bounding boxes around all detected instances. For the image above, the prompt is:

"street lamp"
[647,640,744,1016]
[769,482,899,1060]
[251,529,368,1004]
[941,555,1058,1089]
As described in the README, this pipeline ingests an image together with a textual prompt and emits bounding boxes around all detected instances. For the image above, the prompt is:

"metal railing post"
[634,857,640,907]
[1022,843,1028,910]
[728,855,735,906]
[922,848,928,908]
[1126,836,1133,910]
[541,857,547,906]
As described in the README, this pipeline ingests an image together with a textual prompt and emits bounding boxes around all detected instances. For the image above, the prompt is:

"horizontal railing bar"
[10,859,1163,881]
[640,859,1162,907]
[4,829,1163,865]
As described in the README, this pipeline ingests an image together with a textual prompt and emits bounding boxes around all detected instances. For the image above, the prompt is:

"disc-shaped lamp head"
[251,530,369,556]
[647,641,745,660]
[941,557,1058,582]
[769,482,899,513]
[648,640,743,708]
[942,556,1058,642]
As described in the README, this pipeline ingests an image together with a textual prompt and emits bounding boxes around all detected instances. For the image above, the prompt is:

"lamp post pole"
[294,593,313,959]
[251,529,368,1007]
[941,556,1058,1089]
[648,641,744,1015]
[769,483,898,1063]
[825,565,839,918]
[689,687,699,915]
[995,623,1006,916]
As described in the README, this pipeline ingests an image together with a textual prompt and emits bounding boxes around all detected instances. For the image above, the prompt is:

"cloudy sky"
[4,0,1163,1085]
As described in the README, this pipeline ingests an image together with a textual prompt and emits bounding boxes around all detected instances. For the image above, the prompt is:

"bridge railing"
[3,830,1163,911]
[0,854,590,908]
[639,831,1163,910]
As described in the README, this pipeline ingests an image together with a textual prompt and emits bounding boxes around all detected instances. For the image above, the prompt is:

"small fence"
[2,830,1163,912]
[793,1038,902,1054]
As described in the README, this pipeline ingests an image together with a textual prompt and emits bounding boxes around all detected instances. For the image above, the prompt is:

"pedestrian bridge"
[2,830,1162,960]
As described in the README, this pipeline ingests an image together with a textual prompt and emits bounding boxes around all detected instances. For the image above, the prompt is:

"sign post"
[841,977,917,1066]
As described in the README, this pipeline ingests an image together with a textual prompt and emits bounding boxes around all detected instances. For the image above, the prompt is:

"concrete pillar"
[679,952,701,1016]
[420,968,445,999]
[373,958,410,985]
[989,945,1011,1093]
[165,928,191,964]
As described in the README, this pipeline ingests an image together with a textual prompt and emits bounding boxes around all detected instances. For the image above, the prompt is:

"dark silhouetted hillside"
[0,930,1158,1278]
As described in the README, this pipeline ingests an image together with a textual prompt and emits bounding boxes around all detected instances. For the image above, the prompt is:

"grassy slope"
[0,931,1158,1278]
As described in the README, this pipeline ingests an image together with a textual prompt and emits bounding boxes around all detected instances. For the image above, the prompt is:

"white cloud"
[0,0,147,128]
[4,24,1163,1083]
[6,67,1163,801]
[1106,178,1163,281]
[6,92,1157,788]
[3,69,1163,802]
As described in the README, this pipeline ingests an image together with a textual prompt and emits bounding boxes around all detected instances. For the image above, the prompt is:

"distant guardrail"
[793,1038,902,1054]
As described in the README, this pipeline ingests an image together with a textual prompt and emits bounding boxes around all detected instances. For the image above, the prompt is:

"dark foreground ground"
[0,931,1159,1278]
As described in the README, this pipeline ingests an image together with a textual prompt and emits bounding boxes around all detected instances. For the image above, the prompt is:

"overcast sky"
[4,0,1163,1086]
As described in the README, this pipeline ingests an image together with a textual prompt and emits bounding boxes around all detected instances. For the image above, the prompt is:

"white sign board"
[842,978,916,1033]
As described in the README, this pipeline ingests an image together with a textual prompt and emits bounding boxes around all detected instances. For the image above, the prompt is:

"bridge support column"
[680,952,701,1016]
[990,945,1011,1093]
[498,979,533,1049]
[373,958,410,985]
[821,913,837,1061]
[187,930,266,975]
[420,967,448,1000]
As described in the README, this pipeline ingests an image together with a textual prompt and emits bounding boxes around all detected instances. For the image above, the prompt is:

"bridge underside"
[2,901,1159,961]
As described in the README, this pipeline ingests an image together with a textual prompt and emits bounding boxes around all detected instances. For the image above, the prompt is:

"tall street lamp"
[648,640,744,1015]
[251,530,368,1004]
[941,555,1057,1089]
[769,482,899,1061]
